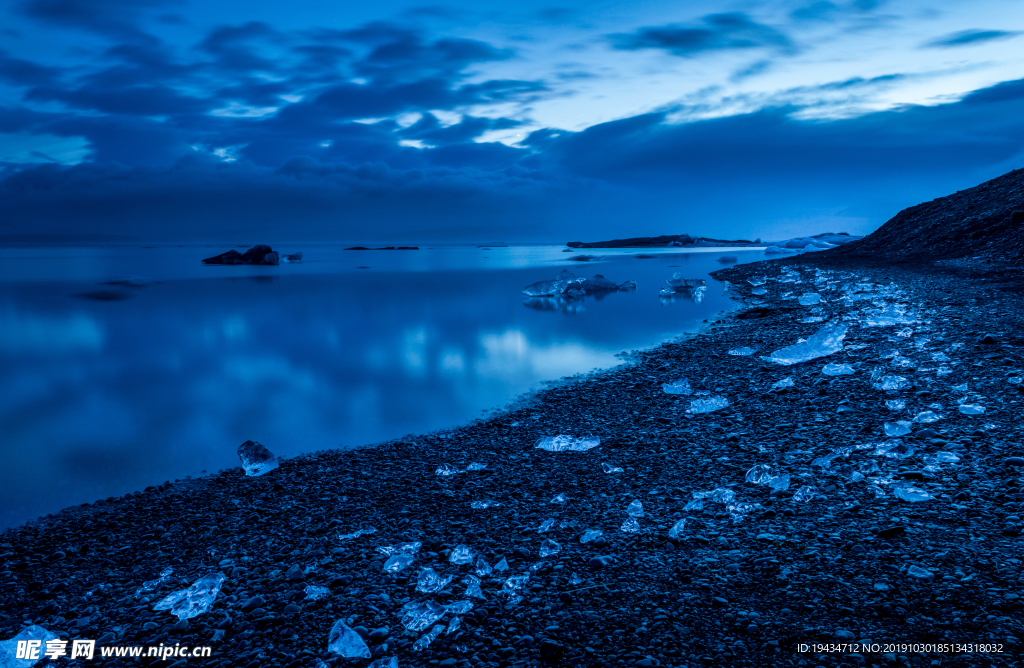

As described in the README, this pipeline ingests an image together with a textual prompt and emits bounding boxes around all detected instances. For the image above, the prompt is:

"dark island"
[344,246,420,251]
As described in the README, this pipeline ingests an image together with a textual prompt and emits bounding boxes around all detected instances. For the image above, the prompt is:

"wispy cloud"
[609,13,794,58]
[923,29,1021,49]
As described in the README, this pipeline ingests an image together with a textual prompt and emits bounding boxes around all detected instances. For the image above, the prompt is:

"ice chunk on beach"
[136,566,173,596]
[668,519,687,539]
[154,573,225,620]
[621,517,641,533]
[772,377,794,389]
[913,411,941,423]
[413,625,444,651]
[883,421,912,437]
[383,554,415,573]
[580,529,603,543]
[466,462,487,471]
[470,500,502,509]
[798,293,821,306]
[339,527,377,541]
[894,486,933,503]
[237,440,279,477]
[304,585,330,601]
[792,485,820,503]
[550,493,567,504]
[450,545,473,565]
[762,321,847,366]
[435,464,461,477]
[539,519,556,533]
[368,659,398,668]
[958,403,985,415]
[728,347,757,356]
[768,473,791,492]
[494,557,509,572]
[474,557,493,577]
[875,440,914,459]
[539,539,561,557]
[822,363,854,376]
[626,500,644,517]
[688,396,729,414]
[885,399,905,411]
[535,435,601,451]
[873,374,910,391]
[748,277,767,286]
[377,541,422,556]
[745,464,776,484]
[862,305,916,327]
[417,568,454,593]
[661,379,692,395]
[463,574,484,599]
[401,600,447,632]
[0,625,58,667]
[602,462,624,473]
[726,502,762,524]
[751,287,767,296]
[502,575,529,603]
[447,599,473,615]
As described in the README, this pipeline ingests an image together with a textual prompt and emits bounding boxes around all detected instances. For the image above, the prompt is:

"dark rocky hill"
[833,167,1024,262]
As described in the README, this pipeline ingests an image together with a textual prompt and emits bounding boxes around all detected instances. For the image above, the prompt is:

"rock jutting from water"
[202,244,281,265]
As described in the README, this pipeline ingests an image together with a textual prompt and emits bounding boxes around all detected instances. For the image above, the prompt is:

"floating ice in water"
[768,473,791,492]
[762,321,848,366]
[728,347,757,356]
[874,439,914,458]
[304,585,330,601]
[154,573,225,620]
[798,293,821,306]
[602,462,624,473]
[449,545,473,565]
[958,404,985,415]
[661,379,693,395]
[435,464,461,476]
[417,568,454,593]
[237,440,279,476]
[522,269,584,297]
[894,486,934,503]
[136,566,174,595]
[401,600,447,632]
[792,485,820,502]
[550,493,567,504]
[883,421,912,437]
[384,554,415,573]
[539,519,556,533]
[726,502,762,524]
[0,625,58,667]
[873,374,910,391]
[885,399,905,411]
[339,527,377,541]
[470,500,503,509]
[621,517,641,533]
[626,500,644,517]
[535,435,601,451]
[666,274,706,290]
[772,377,794,390]
[580,529,603,543]
[688,396,729,414]
[474,557,493,577]
[913,411,941,423]
[539,539,561,557]
[822,363,854,376]
[414,625,444,651]
[745,464,776,484]
[862,305,916,327]
[935,451,960,463]
[668,518,687,539]
[377,541,422,556]
[751,288,768,296]
[466,462,487,471]
[463,575,484,599]
[327,618,372,658]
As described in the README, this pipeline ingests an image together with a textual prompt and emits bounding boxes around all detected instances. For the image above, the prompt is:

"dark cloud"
[17,0,179,38]
[0,49,62,86]
[923,29,1021,49]
[789,0,884,22]
[610,13,793,58]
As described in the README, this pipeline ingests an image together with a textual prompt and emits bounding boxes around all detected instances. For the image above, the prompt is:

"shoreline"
[3,253,1023,667]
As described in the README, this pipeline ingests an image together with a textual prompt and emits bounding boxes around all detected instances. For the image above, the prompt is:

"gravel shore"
[2,254,1023,668]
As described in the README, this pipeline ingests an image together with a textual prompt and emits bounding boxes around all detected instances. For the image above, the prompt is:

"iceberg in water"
[660,274,707,303]
[761,321,848,366]
[522,269,584,297]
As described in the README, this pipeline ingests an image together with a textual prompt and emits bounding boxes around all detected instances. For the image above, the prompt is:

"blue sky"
[1,0,1022,242]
